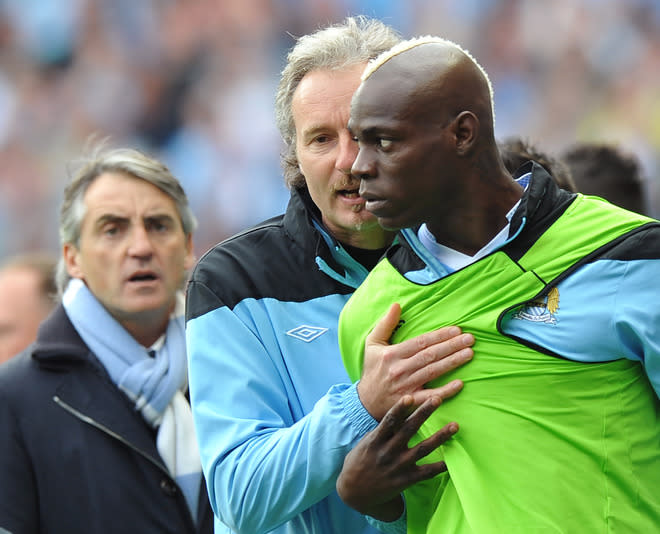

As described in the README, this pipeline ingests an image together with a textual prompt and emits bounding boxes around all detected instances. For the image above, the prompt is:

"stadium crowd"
[0,0,658,259]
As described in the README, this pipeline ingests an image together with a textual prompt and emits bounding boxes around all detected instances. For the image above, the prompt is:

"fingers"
[377,395,445,448]
[412,421,459,461]
[369,303,472,358]
[413,379,464,406]
[405,421,459,480]
[377,394,416,439]
[342,395,459,506]
[401,395,443,436]
[405,409,458,479]
[421,334,475,367]
[392,326,471,361]
[414,459,451,480]
[413,344,473,382]
[361,302,474,421]
[366,303,402,346]
[379,338,472,403]
[399,335,473,389]
[390,330,475,370]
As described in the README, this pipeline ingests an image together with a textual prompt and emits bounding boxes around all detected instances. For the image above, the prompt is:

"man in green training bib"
[337,36,660,533]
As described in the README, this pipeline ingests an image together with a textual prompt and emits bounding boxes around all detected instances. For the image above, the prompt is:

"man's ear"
[452,111,478,156]
[183,233,196,271]
[62,243,83,279]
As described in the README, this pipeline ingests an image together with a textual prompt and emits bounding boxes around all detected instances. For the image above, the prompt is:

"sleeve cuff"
[339,381,378,437]
[365,501,407,534]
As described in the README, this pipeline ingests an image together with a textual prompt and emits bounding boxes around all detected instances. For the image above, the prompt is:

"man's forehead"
[353,69,417,117]
[85,175,174,209]
[354,51,461,124]
[83,198,180,229]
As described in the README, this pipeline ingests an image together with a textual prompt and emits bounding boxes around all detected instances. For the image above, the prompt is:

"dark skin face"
[349,42,523,256]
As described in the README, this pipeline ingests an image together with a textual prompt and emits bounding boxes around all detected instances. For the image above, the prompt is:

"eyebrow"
[144,213,177,224]
[94,212,177,226]
[300,124,333,140]
[353,125,381,139]
[95,213,126,226]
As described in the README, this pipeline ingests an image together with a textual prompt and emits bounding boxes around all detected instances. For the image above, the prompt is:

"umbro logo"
[285,325,328,342]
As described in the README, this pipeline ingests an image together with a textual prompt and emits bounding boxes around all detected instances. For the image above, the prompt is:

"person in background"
[561,141,649,214]
[185,17,474,534]
[498,135,577,192]
[0,252,57,364]
[338,36,660,533]
[0,146,213,534]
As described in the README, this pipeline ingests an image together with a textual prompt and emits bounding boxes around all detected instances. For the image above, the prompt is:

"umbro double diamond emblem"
[285,325,328,342]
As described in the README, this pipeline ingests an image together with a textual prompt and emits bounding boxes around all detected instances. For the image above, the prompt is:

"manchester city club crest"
[513,287,560,324]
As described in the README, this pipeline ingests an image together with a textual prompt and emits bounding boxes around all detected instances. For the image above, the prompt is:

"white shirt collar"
[417,173,529,272]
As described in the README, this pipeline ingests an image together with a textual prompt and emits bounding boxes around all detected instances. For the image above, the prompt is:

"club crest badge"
[513,287,560,324]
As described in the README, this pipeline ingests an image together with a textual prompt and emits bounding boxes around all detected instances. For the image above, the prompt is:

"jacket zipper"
[53,395,199,529]
[53,395,167,473]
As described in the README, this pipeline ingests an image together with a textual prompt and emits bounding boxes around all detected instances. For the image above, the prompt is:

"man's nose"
[336,134,359,175]
[351,147,374,181]
[127,226,154,257]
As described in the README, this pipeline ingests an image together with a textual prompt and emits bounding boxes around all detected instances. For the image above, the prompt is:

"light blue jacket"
[185,188,402,534]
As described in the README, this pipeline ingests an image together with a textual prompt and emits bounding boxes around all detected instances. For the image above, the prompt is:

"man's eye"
[378,139,393,149]
[149,221,169,233]
[314,135,330,144]
[103,226,118,236]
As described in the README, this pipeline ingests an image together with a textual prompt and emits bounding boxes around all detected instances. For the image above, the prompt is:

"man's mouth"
[337,187,365,202]
[128,272,158,282]
[363,197,387,214]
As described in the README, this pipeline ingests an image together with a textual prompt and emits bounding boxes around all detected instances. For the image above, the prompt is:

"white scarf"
[62,279,201,522]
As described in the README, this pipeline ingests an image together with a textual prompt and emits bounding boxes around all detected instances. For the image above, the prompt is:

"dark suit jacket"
[0,305,213,534]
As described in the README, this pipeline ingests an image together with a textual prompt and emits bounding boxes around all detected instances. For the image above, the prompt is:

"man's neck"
[427,177,524,256]
[342,242,390,271]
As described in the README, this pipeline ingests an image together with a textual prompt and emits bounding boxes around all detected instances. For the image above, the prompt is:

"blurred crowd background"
[1,0,659,260]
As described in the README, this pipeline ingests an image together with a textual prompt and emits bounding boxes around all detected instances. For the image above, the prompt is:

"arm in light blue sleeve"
[366,506,407,534]
[186,284,377,533]
[506,257,660,400]
[613,258,660,399]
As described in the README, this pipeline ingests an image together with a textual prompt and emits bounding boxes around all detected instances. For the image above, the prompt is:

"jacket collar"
[504,161,576,262]
[283,187,370,288]
[32,304,94,368]
[391,162,576,278]
[282,186,323,251]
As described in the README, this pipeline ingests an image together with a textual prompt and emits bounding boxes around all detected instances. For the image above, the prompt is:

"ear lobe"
[453,111,478,155]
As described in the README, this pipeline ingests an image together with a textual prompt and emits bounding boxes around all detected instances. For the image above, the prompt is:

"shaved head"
[357,37,496,139]
[349,36,522,252]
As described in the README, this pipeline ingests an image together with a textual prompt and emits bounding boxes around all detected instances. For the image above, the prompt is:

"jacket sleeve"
[185,280,377,533]
[613,258,660,399]
[0,378,39,533]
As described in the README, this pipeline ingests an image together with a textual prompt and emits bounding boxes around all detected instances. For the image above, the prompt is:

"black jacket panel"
[0,306,213,534]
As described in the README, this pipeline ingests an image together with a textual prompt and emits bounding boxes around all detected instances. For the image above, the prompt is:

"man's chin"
[120,291,170,313]
[347,213,381,231]
[375,216,406,232]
